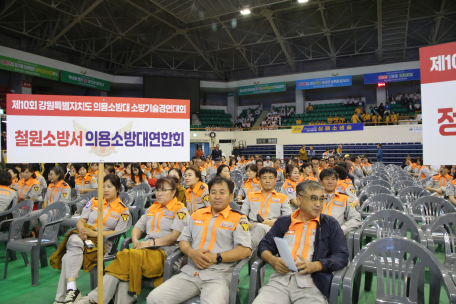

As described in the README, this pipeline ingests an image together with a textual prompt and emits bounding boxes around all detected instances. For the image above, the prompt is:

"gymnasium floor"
[0,227,450,304]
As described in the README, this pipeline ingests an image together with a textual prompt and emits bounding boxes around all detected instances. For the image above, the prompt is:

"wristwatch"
[216,253,222,264]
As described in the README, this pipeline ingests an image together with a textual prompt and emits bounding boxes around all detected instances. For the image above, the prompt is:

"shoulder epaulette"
[119,200,127,208]
[62,182,68,187]
[230,209,245,216]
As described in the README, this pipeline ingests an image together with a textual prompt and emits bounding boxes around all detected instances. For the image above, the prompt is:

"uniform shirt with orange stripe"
[185,181,209,214]
[362,163,372,174]
[269,209,319,288]
[0,185,16,212]
[426,174,453,193]
[75,174,97,197]
[35,171,48,190]
[310,170,321,179]
[135,197,189,256]
[445,179,456,197]
[276,168,285,182]
[17,178,41,201]
[297,175,317,184]
[238,177,261,198]
[418,166,432,180]
[322,192,361,235]
[177,205,251,280]
[241,190,291,223]
[280,179,299,211]
[80,197,130,232]
[45,180,71,204]
[336,180,358,201]
[126,174,148,186]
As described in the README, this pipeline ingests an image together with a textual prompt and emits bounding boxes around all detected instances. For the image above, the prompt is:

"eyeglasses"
[298,194,326,203]
[156,189,174,193]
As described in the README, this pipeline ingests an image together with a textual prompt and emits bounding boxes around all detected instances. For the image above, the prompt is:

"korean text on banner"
[292,123,363,134]
[7,94,190,163]
[419,41,456,165]
[61,70,110,91]
[0,55,59,80]
[296,75,352,90]
[364,69,420,84]
[238,82,286,95]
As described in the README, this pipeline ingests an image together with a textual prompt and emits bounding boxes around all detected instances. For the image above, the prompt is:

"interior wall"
[193,124,422,146]
[202,92,228,105]
[238,89,295,109]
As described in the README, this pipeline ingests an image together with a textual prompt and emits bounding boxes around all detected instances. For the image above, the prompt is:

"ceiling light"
[240,9,250,15]
[297,0,308,3]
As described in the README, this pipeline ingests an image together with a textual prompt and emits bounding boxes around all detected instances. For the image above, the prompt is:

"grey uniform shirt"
[241,190,291,223]
[446,182,456,197]
[178,206,251,282]
[44,180,71,204]
[426,175,453,193]
[238,178,261,198]
[135,199,189,256]
[322,192,361,235]
[80,197,130,232]
[0,186,16,212]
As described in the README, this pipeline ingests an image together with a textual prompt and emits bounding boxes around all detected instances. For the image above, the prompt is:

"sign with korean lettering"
[238,82,286,95]
[61,70,110,91]
[0,55,59,80]
[364,69,420,84]
[7,94,189,163]
[419,41,456,164]
[296,76,352,90]
[291,123,363,134]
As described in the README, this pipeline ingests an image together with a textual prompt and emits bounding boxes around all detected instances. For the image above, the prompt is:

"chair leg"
[10,250,17,261]
[90,267,98,290]
[39,246,48,267]
[31,247,40,286]
[352,267,362,304]
[22,252,30,266]
[3,249,10,279]
[364,272,373,291]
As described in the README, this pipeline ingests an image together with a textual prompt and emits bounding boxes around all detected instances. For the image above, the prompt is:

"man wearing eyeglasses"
[254,180,349,303]
[319,168,361,235]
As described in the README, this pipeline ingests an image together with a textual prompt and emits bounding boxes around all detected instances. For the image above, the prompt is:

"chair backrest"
[371,172,390,182]
[358,185,392,204]
[132,183,152,194]
[83,189,98,201]
[41,202,69,240]
[366,179,391,189]
[425,213,456,266]
[359,194,404,218]
[418,176,433,187]
[398,186,431,205]
[409,196,456,225]
[119,192,131,206]
[274,181,284,192]
[231,171,243,188]
[11,199,34,218]
[354,210,424,256]
[392,180,417,194]
[229,201,240,211]
[70,188,78,200]
[343,237,456,304]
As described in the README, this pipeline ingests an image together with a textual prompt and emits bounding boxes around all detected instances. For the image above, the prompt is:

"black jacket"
[258,213,349,298]
[211,149,222,160]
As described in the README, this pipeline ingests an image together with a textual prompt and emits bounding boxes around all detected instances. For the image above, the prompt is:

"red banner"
[419,41,456,85]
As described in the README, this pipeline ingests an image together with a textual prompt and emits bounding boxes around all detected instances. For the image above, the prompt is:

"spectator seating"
[197,109,233,128]
[238,142,423,166]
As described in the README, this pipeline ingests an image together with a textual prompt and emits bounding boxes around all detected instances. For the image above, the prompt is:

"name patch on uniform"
[177,211,186,220]
[147,212,155,217]
[220,221,234,229]
[85,181,91,184]
[250,197,259,201]
[240,221,249,231]
[163,210,174,217]
[195,198,202,203]
[193,219,204,225]
[110,212,120,219]
[287,187,294,193]
[333,201,344,207]
[271,198,281,203]
[336,186,343,192]
[285,230,295,234]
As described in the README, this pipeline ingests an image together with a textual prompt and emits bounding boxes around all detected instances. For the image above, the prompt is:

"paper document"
[274,237,298,272]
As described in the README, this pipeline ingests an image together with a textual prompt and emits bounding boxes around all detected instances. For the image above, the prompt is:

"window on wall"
[257,138,277,144]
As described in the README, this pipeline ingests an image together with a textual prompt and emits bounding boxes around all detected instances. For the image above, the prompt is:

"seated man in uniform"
[446,178,456,206]
[253,180,349,304]
[147,177,251,304]
[334,166,360,207]
[426,165,453,197]
[319,169,361,235]
[241,167,292,247]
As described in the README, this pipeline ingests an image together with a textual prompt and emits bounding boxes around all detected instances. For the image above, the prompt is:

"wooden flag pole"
[97,163,104,304]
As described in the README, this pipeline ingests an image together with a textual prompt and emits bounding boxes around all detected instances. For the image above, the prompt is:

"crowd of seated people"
[260,109,282,130]
[389,92,421,104]
[4,140,456,304]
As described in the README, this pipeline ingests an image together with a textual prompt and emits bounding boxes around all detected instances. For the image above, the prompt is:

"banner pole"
[97,163,104,304]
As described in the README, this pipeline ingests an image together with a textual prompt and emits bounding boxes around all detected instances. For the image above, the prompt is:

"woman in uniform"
[74,164,98,215]
[168,168,186,204]
[126,163,148,189]
[0,170,16,211]
[149,162,164,180]
[53,174,130,304]
[88,163,98,176]
[184,166,209,214]
[229,158,238,171]
[280,164,300,211]
[17,164,42,203]
[236,164,261,202]
[143,162,153,178]
[33,165,48,191]
[30,166,72,234]
[216,164,231,180]
[8,168,19,191]
[76,177,189,304]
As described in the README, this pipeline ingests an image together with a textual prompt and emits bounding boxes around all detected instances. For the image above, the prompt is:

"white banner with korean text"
[7,94,190,163]
[420,42,456,165]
